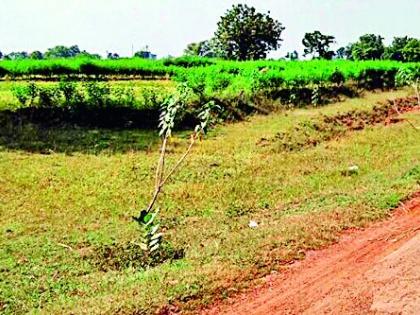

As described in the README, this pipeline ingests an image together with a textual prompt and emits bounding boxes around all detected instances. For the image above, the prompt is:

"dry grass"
[0,89,419,314]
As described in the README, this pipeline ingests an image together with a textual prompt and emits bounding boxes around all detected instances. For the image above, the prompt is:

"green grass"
[0,89,419,314]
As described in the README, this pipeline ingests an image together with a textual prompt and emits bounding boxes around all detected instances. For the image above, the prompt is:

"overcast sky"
[1,0,419,58]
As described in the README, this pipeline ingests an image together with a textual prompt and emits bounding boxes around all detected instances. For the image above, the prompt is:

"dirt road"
[203,193,420,315]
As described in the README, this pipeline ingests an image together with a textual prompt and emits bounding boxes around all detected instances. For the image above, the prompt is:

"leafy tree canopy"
[184,39,224,58]
[402,38,420,62]
[107,52,120,59]
[44,45,82,59]
[383,36,412,61]
[4,51,29,60]
[214,4,285,60]
[302,31,336,60]
[335,47,346,59]
[350,34,385,60]
[184,41,205,56]
[30,51,44,60]
[285,50,299,60]
[134,50,156,59]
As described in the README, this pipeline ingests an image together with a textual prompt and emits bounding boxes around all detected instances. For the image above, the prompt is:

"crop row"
[1,57,418,87]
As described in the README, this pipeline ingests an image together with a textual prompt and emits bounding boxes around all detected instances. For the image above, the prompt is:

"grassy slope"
[0,89,419,314]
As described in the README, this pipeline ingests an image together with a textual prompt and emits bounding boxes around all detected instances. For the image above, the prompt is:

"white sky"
[1,0,419,58]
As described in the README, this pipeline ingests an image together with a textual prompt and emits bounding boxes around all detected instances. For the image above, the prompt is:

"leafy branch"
[133,84,219,254]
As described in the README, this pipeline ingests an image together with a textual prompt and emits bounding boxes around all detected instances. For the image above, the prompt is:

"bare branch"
[155,136,168,190]
[160,133,197,187]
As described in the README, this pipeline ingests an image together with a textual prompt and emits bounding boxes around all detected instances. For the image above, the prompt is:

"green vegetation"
[1,59,418,142]
[302,31,336,60]
[0,90,419,314]
[1,3,419,314]
[1,58,418,83]
[0,80,173,110]
[349,34,386,61]
[213,4,285,60]
[1,59,418,113]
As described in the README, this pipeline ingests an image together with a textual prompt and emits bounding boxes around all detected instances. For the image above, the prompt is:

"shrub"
[58,79,83,106]
[83,81,111,108]
[37,86,61,107]
[0,65,9,77]
[329,69,345,85]
[162,56,216,67]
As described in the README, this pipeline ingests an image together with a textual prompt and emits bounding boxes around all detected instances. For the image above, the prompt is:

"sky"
[1,0,419,58]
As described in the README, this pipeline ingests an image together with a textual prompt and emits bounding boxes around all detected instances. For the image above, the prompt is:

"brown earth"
[203,193,420,315]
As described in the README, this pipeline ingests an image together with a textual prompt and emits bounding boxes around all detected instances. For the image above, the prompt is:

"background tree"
[30,51,44,60]
[134,50,151,58]
[0,51,3,59]
[184,39,223,58]
[44,45,81,58]
[383,36,412,61]
[285,50,299,60]
[4,51,29,60]
[350,34,385,60]
[338,45,355,60]
[214,4,285,60]
[107,52,120,59]
[184,41,205,56]
[335,47,346,59]
[302,31,336,59]
[402,38,420,62]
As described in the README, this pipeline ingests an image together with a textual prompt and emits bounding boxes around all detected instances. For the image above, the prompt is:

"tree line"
[0,45,102,60]
[1,4,419,62]
[184,4,420,62]
[0,45,155,61]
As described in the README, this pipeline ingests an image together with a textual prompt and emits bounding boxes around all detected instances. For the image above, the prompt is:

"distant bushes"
[162,56,217,67]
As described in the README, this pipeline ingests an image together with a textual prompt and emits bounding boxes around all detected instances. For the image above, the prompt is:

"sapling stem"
[146,133,198,213]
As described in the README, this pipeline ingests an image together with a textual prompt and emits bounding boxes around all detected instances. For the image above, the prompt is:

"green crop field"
[1,58,419,130]
[1,57,418,89]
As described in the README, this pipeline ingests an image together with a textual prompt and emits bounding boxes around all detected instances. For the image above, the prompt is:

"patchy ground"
[1,90,419,314]
[204,193,420,315]
[263,96,419,152]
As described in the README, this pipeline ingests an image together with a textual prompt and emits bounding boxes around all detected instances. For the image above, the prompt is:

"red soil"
[203,193,420,315]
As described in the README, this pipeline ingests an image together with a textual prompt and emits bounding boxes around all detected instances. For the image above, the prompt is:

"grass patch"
[0,89,419,314]
[91,242,185,271]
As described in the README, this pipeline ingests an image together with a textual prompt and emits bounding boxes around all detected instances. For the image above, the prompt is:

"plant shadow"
[0,107,162,154]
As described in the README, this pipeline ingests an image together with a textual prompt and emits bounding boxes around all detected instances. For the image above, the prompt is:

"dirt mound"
[265,96,419,152]
[203,193,420,315]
